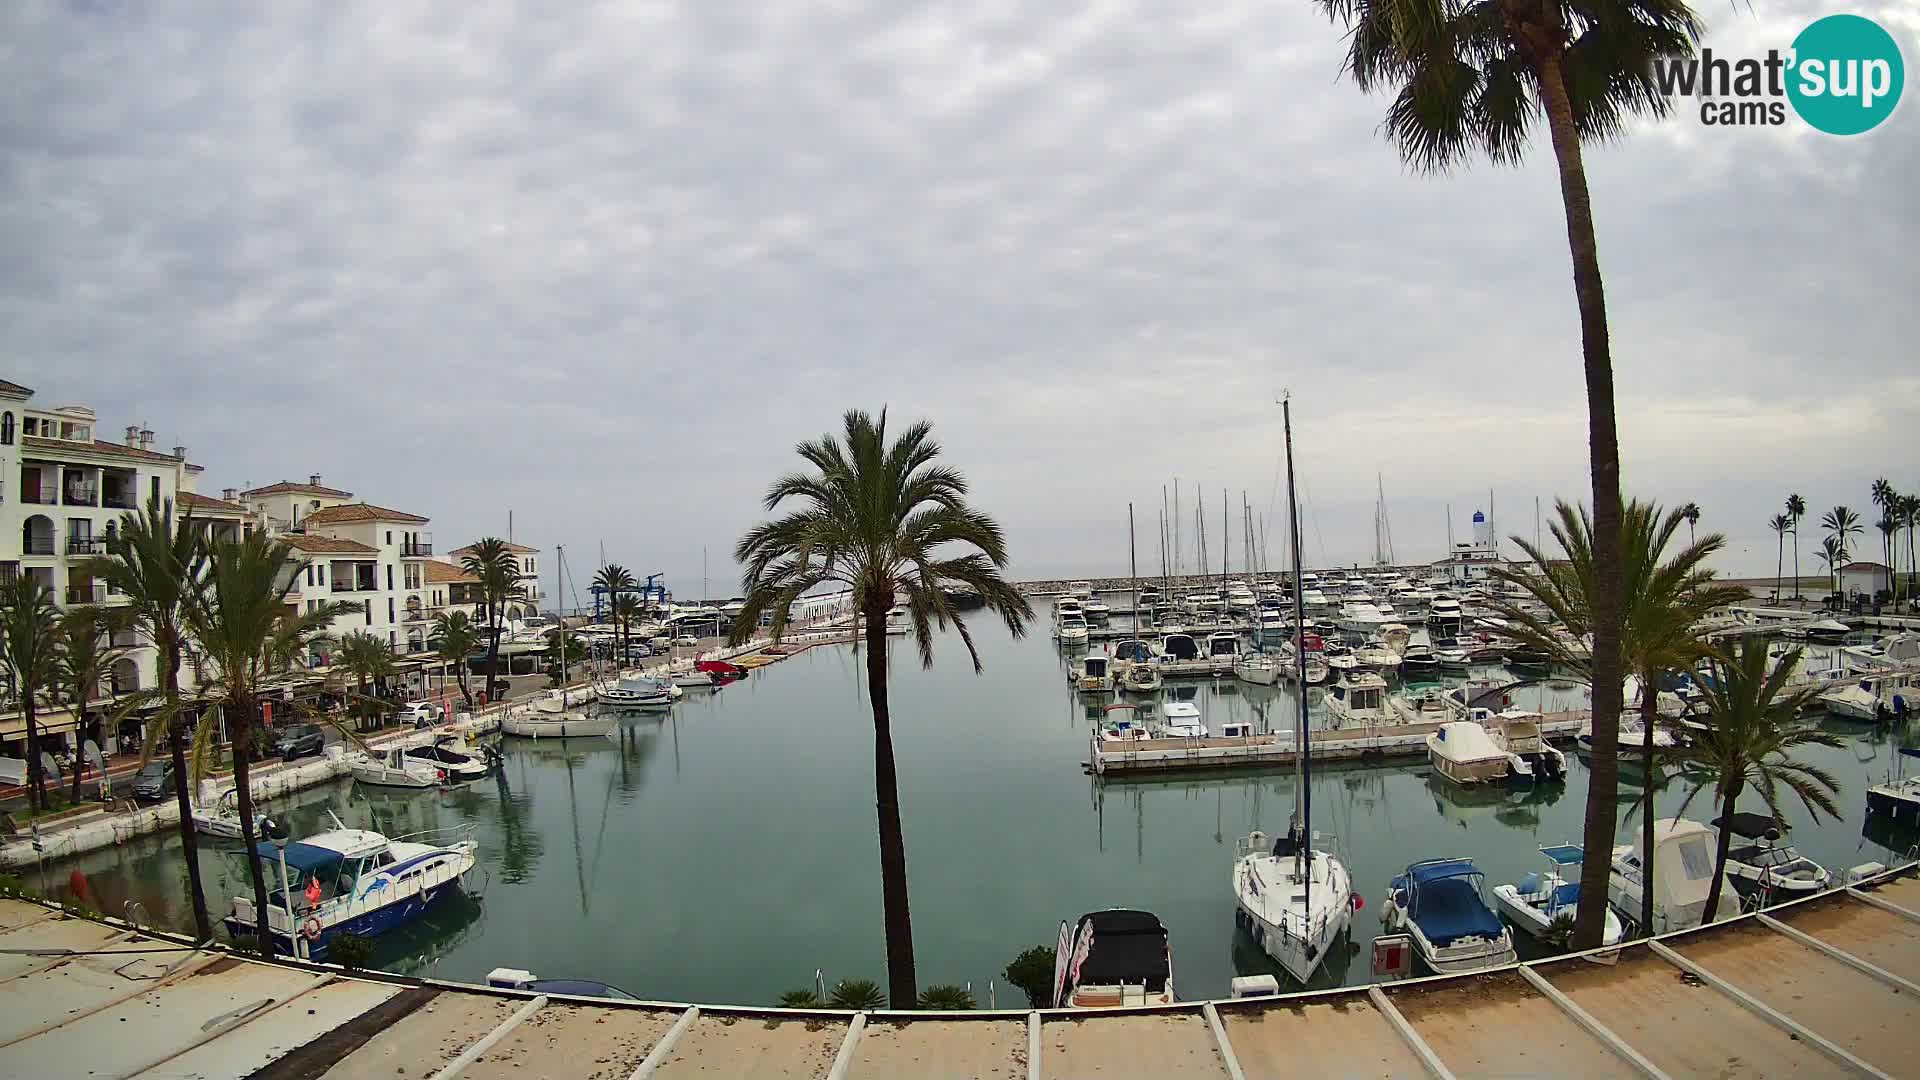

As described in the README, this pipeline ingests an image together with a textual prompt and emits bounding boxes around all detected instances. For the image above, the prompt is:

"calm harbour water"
[42,613,1920,1005]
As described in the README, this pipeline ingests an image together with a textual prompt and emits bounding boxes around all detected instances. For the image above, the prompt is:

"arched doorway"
[22,514,53,556]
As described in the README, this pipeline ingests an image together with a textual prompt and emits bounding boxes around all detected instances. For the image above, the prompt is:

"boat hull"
[1490,884,1622,946]
[502,715,616,739]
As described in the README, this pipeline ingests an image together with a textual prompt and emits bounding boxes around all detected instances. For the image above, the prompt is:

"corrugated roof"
[301,502,430,525]
[281,535,379,555]
[240,480,355,498]
[425,560,478,584]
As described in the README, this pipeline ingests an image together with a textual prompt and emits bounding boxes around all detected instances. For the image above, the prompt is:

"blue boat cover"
[1540,844,1585,865]
[1552,881,1582,908]
[1407,858,1482,884]
[1411,877,1505,946]
[246,841,345,878]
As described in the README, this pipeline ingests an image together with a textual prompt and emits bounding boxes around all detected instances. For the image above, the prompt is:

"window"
[320,564,327,586]
[525,558,535,575]
[150,476,159,505]
[22,416,36,436]
[0,412,11,445]
[388,630,396,647]
[1676,836,1714,880]
[363,600,371,625]
[387,598,394,623]
[386,531,393,545]
[386,565,393,590]
[306,565,314,586]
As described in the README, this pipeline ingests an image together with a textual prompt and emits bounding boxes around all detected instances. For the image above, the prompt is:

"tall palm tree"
[1785,494,1807,600]
[1870,479,1895,577]
[1821,506,1862,597]
[1902,494,1920,605]
[1492,500,1744,937]
[336,632,397,731]
[430,610,479,708]
[1679,503,1701,546]
[730,410,1031,1005]
[52,607,131,806]
[593,564,636,658]
[82,498,214,941]
[610,593,644,667]
[0,576,60,812]
[186,533,357,957]
[1673,636,1841,923]
[1815,536,1844,596]
[1767,514,1791,605]
[1875,514,1898,601]
[1308,0,1701,947]
[461,539,523,704]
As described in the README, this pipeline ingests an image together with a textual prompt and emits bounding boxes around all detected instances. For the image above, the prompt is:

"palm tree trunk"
[163,630,213,942]
[486,602,503,705]
[1701,781,1741,925]
[1638,684,1657,937]
[1538,51,1627,953]
[228,687,275,958]
[1774,535,1783,605]
[69,708,86,807]
[23,699,43,812]
[1792,528,1801,601]
[863,591,916,1007]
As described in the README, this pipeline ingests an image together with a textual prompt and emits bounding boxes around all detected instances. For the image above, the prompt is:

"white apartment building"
[443,541,544,620]
[275,502,436,663]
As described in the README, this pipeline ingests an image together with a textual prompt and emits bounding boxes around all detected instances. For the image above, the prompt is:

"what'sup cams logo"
[1654,13,1905,134]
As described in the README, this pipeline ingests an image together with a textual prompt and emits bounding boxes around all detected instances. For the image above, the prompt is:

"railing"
[402,539,434,556]
[65,536,104,555]
[23,538,55,556]
[21,490,56,505]
[63,488,98,507]
[66,584,105,605]
[331,582,376,593]
[102,492,137,509]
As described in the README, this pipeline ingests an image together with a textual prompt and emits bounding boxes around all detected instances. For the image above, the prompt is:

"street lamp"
[260,814,300,961]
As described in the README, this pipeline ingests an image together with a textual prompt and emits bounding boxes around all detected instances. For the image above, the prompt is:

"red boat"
[695,659,748,680]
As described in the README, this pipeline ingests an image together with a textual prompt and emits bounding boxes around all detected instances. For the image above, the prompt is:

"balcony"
[63,486,99,508]
[402,535,434,557]
[66,584,105,605]
[102,490,138,510]
[21,489,56,506]
[330,581,376,594]
[23,537,55,557]
[66,536,105,556]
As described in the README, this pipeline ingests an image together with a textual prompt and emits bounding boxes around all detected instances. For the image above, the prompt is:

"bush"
[328,931,375,970]
[778,989,822,1008]
[1003,945,1056,1009]
[916,984,975,1010]
[826,978,886,1010]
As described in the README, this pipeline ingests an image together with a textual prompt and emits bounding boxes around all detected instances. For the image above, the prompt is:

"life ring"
[1351,893,1365,911]
[300,917,323,942]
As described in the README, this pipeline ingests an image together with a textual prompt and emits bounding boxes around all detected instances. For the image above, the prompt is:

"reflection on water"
[44,616,1920,1005]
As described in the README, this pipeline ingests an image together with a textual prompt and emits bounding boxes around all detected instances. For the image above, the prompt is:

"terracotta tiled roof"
[240,480,354,498]
[280,535,378,555]
[178,490,248,515]
[425,561,478,584]
[1842,561,1890,572]
[300,502,430,525]
[21,435,195,466]
[0,379,32,397]
[450,541,539,556]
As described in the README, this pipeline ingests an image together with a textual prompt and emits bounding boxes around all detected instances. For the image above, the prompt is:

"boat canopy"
[1407,858,1484,885]
[1112,640,1151,662]
[246,841,345,880]
[1712,812,1785,840]
[1397,860,1503,946]
[1539,844,1585,866]
[1072,910,1170,992]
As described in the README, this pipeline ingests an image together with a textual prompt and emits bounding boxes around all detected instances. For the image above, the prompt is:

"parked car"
[393,702,444,728]
[674,635,699,648]
[131,760,175,802]
[276,723,326,761]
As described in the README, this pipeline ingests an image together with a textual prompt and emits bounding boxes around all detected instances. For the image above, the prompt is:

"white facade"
[1435,509,1505,585]
[443,541,544,620]
[1840,562,1892,598]
[276,504,437,663]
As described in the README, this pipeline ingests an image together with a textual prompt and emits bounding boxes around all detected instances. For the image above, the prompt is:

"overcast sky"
[5,0,1915,597]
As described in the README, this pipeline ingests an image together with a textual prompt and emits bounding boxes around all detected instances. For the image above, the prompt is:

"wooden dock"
[2,865,1917,1079]
[1086,712,1589,775]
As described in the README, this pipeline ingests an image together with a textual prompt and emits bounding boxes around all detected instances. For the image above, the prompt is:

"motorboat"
[1819,671,1919,722]
[1067,580,1095,599]
[501,707,616,739]
[1335,599,1391,638]
[1072,650,1116,694]
[1577,714,1679,756]
[1397,644,1441,679]
[225,820,478,960]
[1711,813,1831,901]
[1867,747,1920,821]
[486,968,638,1000]
[349,746,446,789]
[1426,722,1511,785]
[1390,686,1453,725]
[1484,710,1567,783]
[1054,596,1085,619]
[1351,640,1403,675]
[1120,661,1163,694]
[1160,633,1200,662]
[1253,606,1292,646]
[1083,596,1111,621]
[1379,859,1517,974]
[1234,652,1281,687]
[1219,719,1255,738]
[1053,909,1174,1008]
[1300,589,1333,616]
[1233,823,1355,985]
[1159,702,1208,738]
[1206,631,1242,666]
[191,789,264,841]
[1503,645,1554,675]
[1056,614,1090,647]
[1442,678,1513,720]
[1608,818,1740,935]
[600,674,678,708]
[1492,845,1623,946]
[694,658,749,683]
[1324,671,1392,728]
[405,734,496,782]
[668,666,716,688]
[1099,703,1153,742]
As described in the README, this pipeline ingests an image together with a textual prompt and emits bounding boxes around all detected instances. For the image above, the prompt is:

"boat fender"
[300,917,323,942]
[1351,893,1364,911]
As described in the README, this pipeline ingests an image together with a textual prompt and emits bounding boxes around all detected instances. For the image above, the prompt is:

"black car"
[130,760,175,802]
[276,723,326,761]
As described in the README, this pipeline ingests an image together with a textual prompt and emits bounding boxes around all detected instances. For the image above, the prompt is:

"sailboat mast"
[557,545,569,708]
[1128,503,1138,615]
[1283,397,1311,896]
[1174,480,1182,578]
[1222,489,1230,591]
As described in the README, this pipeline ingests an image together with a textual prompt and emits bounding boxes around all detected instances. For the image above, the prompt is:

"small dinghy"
[1492,844,1623,945]
[1380,858,1516,975]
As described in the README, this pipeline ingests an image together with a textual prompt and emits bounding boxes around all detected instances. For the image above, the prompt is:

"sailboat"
[1233,395,1356,985]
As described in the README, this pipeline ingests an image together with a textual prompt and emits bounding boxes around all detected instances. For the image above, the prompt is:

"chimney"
[138,428,154,451]
[309,473,322,487]
[173,445,187,461]
[222,487,237,502]
[124,424,139,447]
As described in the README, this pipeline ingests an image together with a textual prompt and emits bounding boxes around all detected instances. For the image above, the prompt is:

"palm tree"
[1902,494,1920,605]
[610,593,644,667]
[186,533,357,957]
[731,409,1032,1006]
[461,539,523,704]
[429,611,479,708]
[1821,506,1862,597]
[1767,514,1791,605]
[1673,636,1841,923]
[1871,479,1896,579]
[593,564,636,658]
[335,631,397,732]
[1815,536,1844,597]
[82,498,215,940]
[1875,514,1898,601]
[52,607,131,807]
[1679,503,1701,546]
[1786,494,1807,600]
[0,576,60,811]
[1307,0,1701,946]
[1492,499,1744,937]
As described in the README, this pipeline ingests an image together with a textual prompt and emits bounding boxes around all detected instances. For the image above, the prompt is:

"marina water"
[37,614,1918,1004]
